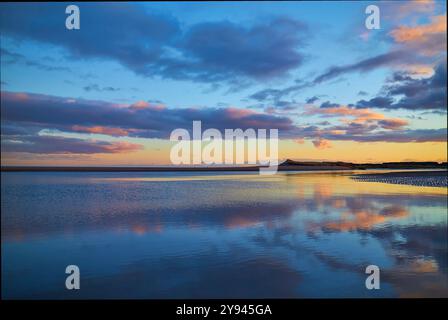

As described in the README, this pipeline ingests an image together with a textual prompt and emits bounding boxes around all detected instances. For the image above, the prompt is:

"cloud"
[390,15,445,42]
[249,80,310,103]
[1,90,445,156]
[310,9,446,84]
[132,17,308,89]
[1,48,72,72]
[313,51,408,84]
[263,100,300,114]
[83,84,120,92]
[1,135,142,154]
[354,96,396,109]
[291,103,442,144]
[354,61,447,110]
[0,3,307,86]
[389,14,446,56]
[358,91,368,96]
[71,125,129,137]
[305,104,386,121]
[378,119,409,130]
[130,100,166,111]
[305,96,320,104]
[319,101,341,109]
[295,98,443,143]
[320,128,447,143]
[0,91,295,141]
[249,88,284,102]
[249,49,432,105]
[245,1,446,109]
[0,3,179,69]
[172,18,307,81]
[249,32,440,105]
[392,0,436,18]
[312,139,332,150]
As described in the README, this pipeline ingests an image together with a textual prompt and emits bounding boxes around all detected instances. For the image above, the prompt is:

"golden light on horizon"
[1,139,446,166]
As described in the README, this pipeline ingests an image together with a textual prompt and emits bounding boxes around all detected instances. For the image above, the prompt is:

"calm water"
[1,170,447,299]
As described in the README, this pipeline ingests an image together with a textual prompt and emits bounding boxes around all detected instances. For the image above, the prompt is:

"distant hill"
[278,159,447,170]
[1,160,446,172]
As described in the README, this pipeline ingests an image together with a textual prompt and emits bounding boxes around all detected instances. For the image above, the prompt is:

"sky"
[0,1,447,166]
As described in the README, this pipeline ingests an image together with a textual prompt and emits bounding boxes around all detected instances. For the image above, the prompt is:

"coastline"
[1,162,446,172]
[352,170,448,188]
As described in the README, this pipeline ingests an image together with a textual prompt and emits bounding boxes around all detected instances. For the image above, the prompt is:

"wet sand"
[352,170,448,188]
[0,165,361,172]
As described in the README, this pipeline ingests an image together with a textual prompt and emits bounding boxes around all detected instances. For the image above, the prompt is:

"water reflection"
[1,171,447,298]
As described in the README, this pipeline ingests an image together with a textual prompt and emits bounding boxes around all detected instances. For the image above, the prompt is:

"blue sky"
[2,2,391,106]
[1,1,447,165]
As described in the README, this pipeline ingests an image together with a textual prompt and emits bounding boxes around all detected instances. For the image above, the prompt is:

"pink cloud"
[389,14,446,56]
[102,141,143,153]
[390,14,446,43]
[312,139,332,150]
[72,125,129,136]
[378,118,409,130]
[305,105,385,121]
[130,100,166,111]
[225,107,256,119]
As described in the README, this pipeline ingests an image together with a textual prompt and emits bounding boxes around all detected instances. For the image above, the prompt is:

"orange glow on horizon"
[1,139,446,166]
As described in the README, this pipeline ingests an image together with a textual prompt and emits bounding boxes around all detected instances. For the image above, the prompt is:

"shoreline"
[352,170,448,188]
[1,166,447,173]
[1,162,447,173]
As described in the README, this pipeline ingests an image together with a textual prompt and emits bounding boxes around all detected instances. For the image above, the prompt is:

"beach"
[2,170,447,298]
[352,170,448,188]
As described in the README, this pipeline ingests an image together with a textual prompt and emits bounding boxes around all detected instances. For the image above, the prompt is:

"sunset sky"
[1,1,446,166]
